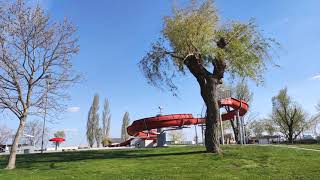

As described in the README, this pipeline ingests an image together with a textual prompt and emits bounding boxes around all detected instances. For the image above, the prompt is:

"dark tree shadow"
[0,149,206,169]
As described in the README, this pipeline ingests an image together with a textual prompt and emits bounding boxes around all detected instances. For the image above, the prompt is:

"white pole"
[194,125,198,145]
[241,117,246,145]
[234,115,237,144]
[201,125,204,146]
[198,114,204,146]
[237,110,243,145]
[219,111,224,145]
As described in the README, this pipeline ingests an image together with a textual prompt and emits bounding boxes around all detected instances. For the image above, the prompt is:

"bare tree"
[316,101,320,112]
[310,102,320,136]
[243,111,259,138]
[248,120,264,138]
[168,130,184,143]
[0,124,12,144]
[24,119,48,147]
[0,0,79,169]
[121,112,130,141]
[263,119,277,136]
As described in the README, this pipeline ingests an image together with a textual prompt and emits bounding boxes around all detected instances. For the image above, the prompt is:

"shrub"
[102,137,112,147]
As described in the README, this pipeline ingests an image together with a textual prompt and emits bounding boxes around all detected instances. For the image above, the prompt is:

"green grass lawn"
[0,145,319,180]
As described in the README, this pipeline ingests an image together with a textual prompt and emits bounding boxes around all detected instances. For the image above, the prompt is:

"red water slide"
[112,98,248,146]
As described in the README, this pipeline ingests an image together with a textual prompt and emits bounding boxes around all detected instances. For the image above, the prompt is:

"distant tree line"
[220,81,319,144]
[86,94,131,147]
[248,87,316,143]
[87,94,107,147]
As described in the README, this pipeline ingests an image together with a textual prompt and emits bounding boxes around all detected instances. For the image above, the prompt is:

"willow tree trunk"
[184,54,221,153]
[6,116,27,170]
[202,77,221,153]
[288,128,294,144]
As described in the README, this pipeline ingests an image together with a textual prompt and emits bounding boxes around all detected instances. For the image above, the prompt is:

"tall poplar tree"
[121,112,130,141]
[86,94,99,147]
[102,99,111,140]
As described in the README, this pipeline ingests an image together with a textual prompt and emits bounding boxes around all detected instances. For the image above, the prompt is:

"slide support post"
[237,110,243,145]
[194,125,198,145]
[219,109,224,145]
[241,117,246,145]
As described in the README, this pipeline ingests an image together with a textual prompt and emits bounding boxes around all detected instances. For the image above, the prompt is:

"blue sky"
[2,0,320,146]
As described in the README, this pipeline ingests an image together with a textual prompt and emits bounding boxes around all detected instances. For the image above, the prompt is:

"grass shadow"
[0,148,206,169]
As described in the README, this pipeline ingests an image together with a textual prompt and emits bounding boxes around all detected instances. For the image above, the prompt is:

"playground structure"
[112,97,248,148]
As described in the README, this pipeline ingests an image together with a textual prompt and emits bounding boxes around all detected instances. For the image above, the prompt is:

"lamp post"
[158,106,163,115]
[157,106,166,147]
[40,75,50,154]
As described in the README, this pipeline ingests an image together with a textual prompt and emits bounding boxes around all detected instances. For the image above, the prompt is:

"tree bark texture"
[6,116,27,170]
[184,54,221,153]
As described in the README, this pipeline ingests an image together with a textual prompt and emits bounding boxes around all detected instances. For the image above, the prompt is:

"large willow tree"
[139,0,277,153]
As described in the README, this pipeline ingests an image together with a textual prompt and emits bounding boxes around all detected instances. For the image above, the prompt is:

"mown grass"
[0,145,319,180]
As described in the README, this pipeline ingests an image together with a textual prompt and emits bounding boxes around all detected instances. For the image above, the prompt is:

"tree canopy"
[121,112,130,141]
[102,98,111,139]
[54,130,65,138]
[0,0,79,169]
[87,94,99,147]
[139,0,277,94]
[24,120,48,147]
[225,80,253,143]
[139,0,277,153]
[271,88,309,143]
[232,81,253,103]
[248,120,264,138]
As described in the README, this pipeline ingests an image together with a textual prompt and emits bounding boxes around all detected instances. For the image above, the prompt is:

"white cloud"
[67,106,80,113]
[311,74,320,80]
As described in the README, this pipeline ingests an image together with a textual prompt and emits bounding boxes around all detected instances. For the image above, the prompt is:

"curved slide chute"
[111,98,248,147]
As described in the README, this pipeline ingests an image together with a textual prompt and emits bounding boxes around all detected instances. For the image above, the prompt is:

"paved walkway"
[261,144,320,152]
